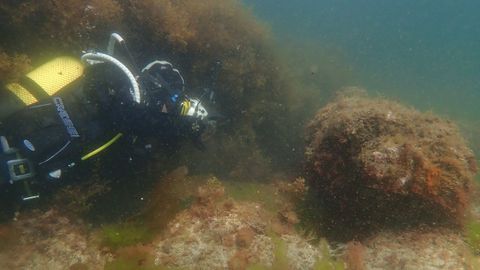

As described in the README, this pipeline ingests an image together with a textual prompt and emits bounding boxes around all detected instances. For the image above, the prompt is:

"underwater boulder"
[304,88,477,239]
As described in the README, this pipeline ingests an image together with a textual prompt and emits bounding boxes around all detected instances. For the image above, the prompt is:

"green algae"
[223,181,279,211]
[244,235,289,270]
[466,218,480,254]
[312,239,345,270]
[101,223,153,250]
[246,236,345,270]
[313,259,346,270]
[271,236,290,270]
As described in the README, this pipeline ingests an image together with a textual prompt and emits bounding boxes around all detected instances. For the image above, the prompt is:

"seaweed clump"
[304,88,477,240]
[0,0,123,55]
[0,51,30,82]
[124,0,295,175]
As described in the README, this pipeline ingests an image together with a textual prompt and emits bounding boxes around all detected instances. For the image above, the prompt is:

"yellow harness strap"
[26,56,84,96]
[6,83,38,105]
[81,133,123,161]
[5,56,84,106]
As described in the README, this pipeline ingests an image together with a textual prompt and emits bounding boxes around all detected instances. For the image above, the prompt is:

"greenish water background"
[244,0,480,155]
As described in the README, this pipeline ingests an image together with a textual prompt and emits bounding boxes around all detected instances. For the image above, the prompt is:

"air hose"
[107,33,141,75]
[80,52,141,103]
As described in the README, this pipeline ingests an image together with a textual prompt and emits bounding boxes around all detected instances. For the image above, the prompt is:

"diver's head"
[139,59,220,148]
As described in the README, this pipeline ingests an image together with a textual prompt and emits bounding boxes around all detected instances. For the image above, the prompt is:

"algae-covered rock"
[304,88,477,239]
[0,209,112,270]
[361,229,471,270]
[152,179,332,270]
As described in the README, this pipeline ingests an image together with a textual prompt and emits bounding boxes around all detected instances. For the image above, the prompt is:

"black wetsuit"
[0,61,197,193]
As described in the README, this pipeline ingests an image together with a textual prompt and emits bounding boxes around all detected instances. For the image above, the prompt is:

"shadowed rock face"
[304,89,477,240]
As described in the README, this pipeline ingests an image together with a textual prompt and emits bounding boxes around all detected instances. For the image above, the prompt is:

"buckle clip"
[1,136,39,201]
[7,159,34,183]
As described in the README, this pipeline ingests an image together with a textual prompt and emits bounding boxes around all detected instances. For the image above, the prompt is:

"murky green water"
[245,0,480,153]
[0,1,479,269]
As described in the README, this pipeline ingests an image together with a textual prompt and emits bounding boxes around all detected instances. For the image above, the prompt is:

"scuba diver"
[0,33,216,202]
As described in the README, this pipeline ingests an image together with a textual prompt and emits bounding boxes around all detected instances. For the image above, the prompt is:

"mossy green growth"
[101,223,153,250]
[466,218,480,254]
[246,236,345,270]
[271,236,290,270]
[312,239,345,270]
[246,235,289,270]
[223,181,279,211]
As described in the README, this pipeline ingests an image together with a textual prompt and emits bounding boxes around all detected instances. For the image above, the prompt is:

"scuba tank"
[0,33,144,202]
[0,56,85,201]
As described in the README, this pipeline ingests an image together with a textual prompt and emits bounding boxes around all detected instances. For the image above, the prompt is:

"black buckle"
[1,136,39,201]
[7,159,34,182]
